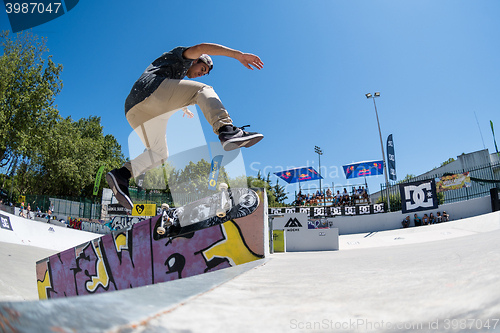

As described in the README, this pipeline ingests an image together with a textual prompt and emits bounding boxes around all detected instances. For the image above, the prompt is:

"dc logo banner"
[0,214,13,231]
[399,179,438,213]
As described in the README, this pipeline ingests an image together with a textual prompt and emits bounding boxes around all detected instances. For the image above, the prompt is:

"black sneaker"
[106,169,134,210]
[218,125,264,151]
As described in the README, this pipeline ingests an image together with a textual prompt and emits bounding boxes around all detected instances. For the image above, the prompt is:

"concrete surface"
[0,242,57,301]
[0,211,499,332]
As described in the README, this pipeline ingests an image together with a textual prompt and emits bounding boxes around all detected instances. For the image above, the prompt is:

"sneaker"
[106,169,134,210]
[218,125,264,151]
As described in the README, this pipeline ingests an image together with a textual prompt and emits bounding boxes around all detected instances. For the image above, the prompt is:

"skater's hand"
[181,107,194,119]
[239,53,264,70]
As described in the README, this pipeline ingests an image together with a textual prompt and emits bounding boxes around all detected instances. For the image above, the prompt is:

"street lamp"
[365,92,391,211]
[314,146,325,207]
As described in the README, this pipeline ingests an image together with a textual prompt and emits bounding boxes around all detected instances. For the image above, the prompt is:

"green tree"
[16,116,125,197]
[0,30,62,172]
[398,174,417,184]
[440,157,455,167]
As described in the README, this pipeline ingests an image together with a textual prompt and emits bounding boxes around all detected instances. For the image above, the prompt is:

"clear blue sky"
[1,1,500,201]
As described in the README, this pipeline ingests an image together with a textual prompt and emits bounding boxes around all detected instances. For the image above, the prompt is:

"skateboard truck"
[157,203,172,235]
[216,183,231,218]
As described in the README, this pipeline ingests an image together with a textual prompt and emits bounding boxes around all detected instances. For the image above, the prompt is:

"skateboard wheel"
[161,203,169,210]
[219,183,228,191]
[157,227,165,235]
[216,208,226,218]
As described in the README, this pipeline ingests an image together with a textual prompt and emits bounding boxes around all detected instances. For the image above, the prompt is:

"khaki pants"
[124,79,232,177]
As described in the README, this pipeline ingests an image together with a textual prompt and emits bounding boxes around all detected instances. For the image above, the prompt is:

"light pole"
[365,92,391,211]
[314,146,325,207]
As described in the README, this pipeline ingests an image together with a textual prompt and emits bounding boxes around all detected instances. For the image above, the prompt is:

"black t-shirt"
[125,46,194,113]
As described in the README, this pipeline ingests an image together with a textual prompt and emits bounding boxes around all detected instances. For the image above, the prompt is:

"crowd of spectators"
[294,186,369,207]
[402,211,450,228]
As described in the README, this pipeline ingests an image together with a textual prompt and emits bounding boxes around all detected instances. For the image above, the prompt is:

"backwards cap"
[198,54,213,73]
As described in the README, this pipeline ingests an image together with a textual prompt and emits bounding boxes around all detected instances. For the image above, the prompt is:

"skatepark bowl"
[0,198,499,332]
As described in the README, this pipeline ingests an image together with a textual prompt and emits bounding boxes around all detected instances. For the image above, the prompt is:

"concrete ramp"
[36,189,268,299]
[0,259,268,333]
[0,211,100,251]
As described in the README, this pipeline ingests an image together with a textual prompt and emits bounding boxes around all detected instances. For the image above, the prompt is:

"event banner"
[208,155,223,190]
[342,160,384,179]
[269,203,385,218]
[399,179,438,213]
[436,172,471,193]
[387,134,397,181]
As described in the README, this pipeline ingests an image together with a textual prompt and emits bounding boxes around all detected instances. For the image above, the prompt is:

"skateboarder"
[107,43,264,210]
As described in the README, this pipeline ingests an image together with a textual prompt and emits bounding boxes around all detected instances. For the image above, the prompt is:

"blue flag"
[343,160,384,179]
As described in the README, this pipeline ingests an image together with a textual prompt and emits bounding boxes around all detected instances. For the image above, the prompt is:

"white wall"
[285,228,339,252]
[0,210,101,251]
[274,196,495,236]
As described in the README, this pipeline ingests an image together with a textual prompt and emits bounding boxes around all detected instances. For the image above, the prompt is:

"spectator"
[361,186,369,200]
[19,202,26,218]
[26,203,32,219]
[315,190,323,202]
[334,190,342,206]
[402,215,411,228]
[326,188,332,200]
[422,213,429,225]
[342,188,349,206]
[436,212,442,223]
[47,209,52,223]
[429,213,436,224]
[414,213,422,227]
[442,211,450,222]
[357,186,363,195]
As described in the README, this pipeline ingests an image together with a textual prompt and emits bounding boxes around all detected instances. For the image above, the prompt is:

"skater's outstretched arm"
[183,43,264,70]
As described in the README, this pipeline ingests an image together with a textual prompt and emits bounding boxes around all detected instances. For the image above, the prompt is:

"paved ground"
[137,228,500,333]
[0,213,499,333]
[0,242,57,302]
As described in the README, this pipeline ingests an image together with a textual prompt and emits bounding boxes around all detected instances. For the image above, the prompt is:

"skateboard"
[153,183,259,240]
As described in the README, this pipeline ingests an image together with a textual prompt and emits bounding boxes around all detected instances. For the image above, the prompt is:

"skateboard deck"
[153,185,259,240]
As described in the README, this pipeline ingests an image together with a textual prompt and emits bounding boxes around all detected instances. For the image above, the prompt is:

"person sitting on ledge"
[442,211,450,222]
[342,188,349,206]
[429,213,436,224]
[422,213,429,225]
[326,188,332,201]
[402,215,411,228]
[436,211,443,223]
[413,213,422,227]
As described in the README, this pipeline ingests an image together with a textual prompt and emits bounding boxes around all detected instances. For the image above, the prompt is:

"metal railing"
[24,195,101,220]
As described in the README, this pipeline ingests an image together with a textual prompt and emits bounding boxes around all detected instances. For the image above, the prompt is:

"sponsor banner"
[93,166,105,196]
[268,203,385,218]
[343,160,384,179]
[132,203,156,217]
[107,203,131,216]
[436,172,471,193]
[208,155,223,190]
[399,179,438,214]
[0,214,13,231]
[387,134,397,181]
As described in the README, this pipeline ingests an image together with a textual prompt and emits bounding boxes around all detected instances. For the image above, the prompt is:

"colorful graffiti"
[36,192,265,299]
